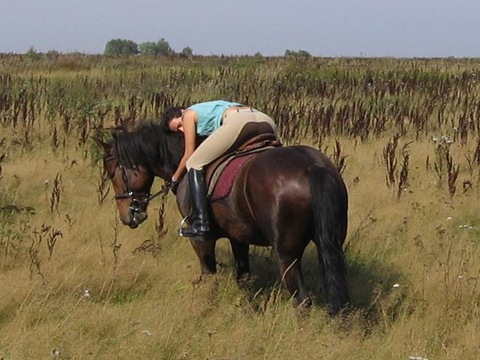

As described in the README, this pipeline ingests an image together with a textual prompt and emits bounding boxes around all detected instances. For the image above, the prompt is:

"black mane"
[109,121,184,172]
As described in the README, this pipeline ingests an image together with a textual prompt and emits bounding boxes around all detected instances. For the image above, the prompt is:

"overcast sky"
[1,0,479,57]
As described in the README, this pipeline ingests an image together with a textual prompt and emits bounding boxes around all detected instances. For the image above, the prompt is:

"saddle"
[205,133,282,201]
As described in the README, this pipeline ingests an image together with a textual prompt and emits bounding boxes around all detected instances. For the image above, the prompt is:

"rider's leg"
[180,168,210,239]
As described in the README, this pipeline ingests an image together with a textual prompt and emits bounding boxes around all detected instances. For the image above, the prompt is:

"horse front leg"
[190,237,217,275]
[229,240,250,281]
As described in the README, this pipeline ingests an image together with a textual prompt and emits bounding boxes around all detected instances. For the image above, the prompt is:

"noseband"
[106,157,167,213]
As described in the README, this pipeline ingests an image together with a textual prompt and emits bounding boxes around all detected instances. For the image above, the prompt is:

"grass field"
[1,54,480,359]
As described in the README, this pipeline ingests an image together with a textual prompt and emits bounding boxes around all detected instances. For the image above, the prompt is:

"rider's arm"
[172,109,197,181]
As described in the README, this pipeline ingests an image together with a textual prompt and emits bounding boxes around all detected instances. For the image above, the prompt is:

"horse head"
[97,138,155,229]
[95,122,184,228]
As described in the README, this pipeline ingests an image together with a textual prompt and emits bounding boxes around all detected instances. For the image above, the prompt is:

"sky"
[1,0,479,58]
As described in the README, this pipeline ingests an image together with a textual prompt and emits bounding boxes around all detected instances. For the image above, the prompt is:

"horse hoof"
[296,299,312,318]
[236,273,255,290]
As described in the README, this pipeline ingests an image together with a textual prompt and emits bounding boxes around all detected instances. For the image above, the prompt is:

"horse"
[97,121,350,315]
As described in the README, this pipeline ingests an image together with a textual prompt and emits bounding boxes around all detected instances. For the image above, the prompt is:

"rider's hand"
[167,177,179,193]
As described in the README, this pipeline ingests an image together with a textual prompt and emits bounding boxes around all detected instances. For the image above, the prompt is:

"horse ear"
[93,137,111,153]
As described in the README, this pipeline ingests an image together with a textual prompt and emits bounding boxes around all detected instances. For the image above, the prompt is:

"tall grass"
[1,54,480,359]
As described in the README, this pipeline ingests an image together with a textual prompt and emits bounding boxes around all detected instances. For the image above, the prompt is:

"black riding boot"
[181,169,210,239]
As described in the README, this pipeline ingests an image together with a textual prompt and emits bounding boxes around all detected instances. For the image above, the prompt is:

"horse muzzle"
[121,211,148,229]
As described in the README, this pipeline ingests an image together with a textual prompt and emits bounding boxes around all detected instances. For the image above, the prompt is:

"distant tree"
[138,41,158,55]
[46,50,60,60]
[180,47,193,57]
[284,49,312,58]
[139,38,174,56]
[156,38,173,55]
[297,50,312,57]
[104,39,139,55]
[26,46,42,60]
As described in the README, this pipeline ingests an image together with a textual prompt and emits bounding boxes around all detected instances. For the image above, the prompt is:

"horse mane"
[109,120,184,172]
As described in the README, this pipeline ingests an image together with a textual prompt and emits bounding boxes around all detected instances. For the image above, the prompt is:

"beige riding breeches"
[186,108,277,170]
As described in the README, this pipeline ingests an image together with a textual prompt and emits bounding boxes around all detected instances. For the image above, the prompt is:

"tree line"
[104,38,193,57]
[104,38,311,57]
[5,39,312,58]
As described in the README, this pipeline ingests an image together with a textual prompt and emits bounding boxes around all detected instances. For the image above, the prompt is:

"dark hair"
[162,106,184,132]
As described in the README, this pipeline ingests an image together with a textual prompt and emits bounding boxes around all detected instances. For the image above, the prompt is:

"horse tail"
[309,164,350,315]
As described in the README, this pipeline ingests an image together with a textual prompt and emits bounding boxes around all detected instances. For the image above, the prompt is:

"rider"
[162,100,277,240]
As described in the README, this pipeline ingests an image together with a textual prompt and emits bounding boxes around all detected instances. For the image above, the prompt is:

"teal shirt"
[189,100,242,136]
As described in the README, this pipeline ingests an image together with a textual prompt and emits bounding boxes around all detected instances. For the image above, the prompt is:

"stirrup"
[178,216,208,239]
[178,216,189,237]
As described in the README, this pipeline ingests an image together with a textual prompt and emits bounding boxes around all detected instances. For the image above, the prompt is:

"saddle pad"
[209,153,255,201]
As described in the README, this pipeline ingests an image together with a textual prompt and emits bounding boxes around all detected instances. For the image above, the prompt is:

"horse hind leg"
[276,249,311,309]
[267,214,311,309]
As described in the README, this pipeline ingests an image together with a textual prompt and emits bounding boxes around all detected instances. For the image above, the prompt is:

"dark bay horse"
[97,121,350,315]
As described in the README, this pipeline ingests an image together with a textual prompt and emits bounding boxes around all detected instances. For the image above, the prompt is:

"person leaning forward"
[162,100,277,240]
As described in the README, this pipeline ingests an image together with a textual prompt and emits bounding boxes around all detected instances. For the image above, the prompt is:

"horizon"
[1,0,479,58]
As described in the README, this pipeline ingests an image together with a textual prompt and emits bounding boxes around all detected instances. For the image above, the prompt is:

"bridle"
[106,156,169,213]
